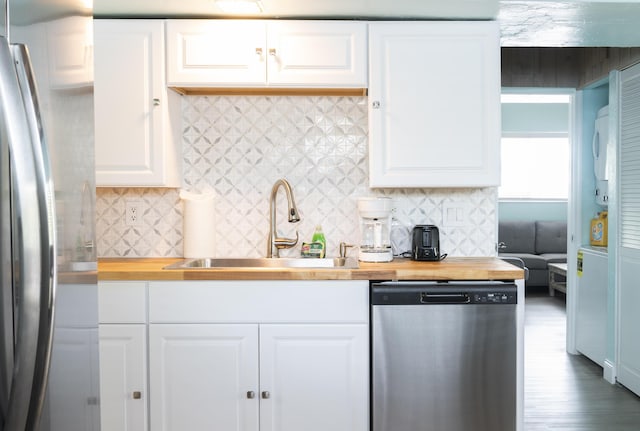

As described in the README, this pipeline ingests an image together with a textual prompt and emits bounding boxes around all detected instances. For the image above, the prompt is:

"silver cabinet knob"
[133,391,142,400]
[247,391,255,399]
[261,391,270,399]
[372,101,381,109]
[268,48,276,56]
[153,98,160,106]
[255,48,263,56]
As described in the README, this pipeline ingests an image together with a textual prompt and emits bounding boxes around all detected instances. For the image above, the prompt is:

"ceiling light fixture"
[215,0,264,14]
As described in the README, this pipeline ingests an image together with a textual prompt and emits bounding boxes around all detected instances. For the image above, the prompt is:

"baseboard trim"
[603,359,616,384]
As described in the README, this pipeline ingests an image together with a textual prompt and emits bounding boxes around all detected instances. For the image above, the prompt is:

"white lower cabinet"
[258,324,368,431]
[149,323,368,431]
[98,280,369,431]
[99,324,148,431]
[45,327,101,431]
[149,324,259,431]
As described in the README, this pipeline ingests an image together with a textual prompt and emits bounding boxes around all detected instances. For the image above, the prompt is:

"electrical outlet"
[125,200,143,226]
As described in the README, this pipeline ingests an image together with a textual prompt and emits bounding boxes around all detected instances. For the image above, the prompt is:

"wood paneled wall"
[501,47,640,88]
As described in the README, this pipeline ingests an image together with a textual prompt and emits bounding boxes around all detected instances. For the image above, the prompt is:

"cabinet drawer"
[99,281,147,323]
[148,280,368,323]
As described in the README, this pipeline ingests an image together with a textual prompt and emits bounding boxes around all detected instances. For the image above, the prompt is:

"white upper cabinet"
[265,21,367,87]
[94,19,181,187]
[166,20,267,86]
[166,20,367,88]
[368,21,501,187]
[47,16,94,88]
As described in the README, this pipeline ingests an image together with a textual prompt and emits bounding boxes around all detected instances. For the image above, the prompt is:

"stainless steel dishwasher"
[371,281,517,431]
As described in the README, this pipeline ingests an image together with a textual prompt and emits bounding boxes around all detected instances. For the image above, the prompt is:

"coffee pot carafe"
[357,197,393,262]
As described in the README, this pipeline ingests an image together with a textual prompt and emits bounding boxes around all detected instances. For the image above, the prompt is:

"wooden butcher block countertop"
[98,257,524,281]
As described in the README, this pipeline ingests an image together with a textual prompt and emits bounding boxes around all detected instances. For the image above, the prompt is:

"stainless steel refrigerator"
[0,0,99,430]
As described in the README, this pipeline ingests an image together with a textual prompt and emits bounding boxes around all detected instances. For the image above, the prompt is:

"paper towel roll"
[180,190,216,258]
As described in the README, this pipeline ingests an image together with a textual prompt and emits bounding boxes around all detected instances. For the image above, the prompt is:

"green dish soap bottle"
[312,225,326,258]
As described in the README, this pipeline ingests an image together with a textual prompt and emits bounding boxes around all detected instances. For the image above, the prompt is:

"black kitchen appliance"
[411,225,441,261]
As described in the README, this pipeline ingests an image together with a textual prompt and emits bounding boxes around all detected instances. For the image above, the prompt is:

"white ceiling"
[91,0,640,47]
[94,0,500,20]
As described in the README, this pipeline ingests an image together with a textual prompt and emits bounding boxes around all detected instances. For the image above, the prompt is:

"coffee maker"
[357,197,393,262]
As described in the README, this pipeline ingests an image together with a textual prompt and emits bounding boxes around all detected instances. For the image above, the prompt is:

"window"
[499,93,571,200]
[500,136,570,199]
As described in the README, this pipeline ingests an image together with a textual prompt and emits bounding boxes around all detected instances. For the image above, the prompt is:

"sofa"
[498,220,567,288]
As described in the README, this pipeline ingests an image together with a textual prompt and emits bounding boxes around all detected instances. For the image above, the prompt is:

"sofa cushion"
[499,221,536,254]
[539,253,567,264]
[535,221,567,254]
[500,252,548,270]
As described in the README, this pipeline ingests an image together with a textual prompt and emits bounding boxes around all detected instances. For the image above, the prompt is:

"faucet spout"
[267,179,301,258]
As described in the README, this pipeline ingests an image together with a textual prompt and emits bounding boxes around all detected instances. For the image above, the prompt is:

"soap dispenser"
[312,225,326,258]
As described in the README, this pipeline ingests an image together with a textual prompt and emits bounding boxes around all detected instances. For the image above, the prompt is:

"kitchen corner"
[93,16,523,431]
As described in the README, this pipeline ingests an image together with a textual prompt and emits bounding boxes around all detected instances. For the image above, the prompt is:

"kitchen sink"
[163,257,359,270]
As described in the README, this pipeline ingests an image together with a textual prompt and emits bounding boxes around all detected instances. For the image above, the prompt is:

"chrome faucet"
[267,179,301,258]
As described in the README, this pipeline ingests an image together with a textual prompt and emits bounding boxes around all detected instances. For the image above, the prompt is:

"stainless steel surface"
[1,0,99,429]
[372,282,517,431]
[164,256,359,269]
[267,178,300,258]
[247,391,255,399]
[0,36,47,431]
[9,41,57,431]
[339,242,354,259]
[261,391,270,399]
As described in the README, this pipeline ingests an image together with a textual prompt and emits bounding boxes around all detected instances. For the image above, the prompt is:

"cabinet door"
[166,20,267,86]
[94,19,180,186]
[617,61,640,397]
[266,21,367,87]
[99,324,148,431]
[46,16,93,88]
[259,324,368,431]
[575,250,607,366]
[44,327,100,431]
[368,21,501,187]
[149,324,259,431]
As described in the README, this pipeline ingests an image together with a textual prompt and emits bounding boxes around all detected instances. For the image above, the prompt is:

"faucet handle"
[339,242,355,259]
[274,231,299,250]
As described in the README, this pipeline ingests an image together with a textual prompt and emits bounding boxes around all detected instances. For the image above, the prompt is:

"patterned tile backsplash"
[96,95,497,258]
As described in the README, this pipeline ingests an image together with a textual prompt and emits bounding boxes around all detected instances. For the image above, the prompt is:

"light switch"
[442,204,467,227]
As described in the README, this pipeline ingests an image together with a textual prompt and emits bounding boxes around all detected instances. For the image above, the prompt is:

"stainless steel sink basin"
[164,257,359,270]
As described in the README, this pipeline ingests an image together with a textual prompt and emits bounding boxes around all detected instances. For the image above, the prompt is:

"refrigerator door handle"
[0,37,56,430]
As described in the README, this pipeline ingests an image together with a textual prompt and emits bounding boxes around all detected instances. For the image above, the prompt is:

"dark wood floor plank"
[525,291,640,431]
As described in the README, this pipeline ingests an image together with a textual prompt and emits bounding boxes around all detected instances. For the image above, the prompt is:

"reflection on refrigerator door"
[1,0,99,430]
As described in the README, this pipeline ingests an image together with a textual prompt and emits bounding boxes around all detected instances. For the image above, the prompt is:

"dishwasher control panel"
[472,291,517,304]
[371,281,518,305]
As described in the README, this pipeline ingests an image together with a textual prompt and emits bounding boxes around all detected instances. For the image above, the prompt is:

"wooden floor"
[525,289,640,430]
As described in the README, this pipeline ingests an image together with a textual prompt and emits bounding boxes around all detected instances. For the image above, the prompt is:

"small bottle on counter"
[312,225,326,258]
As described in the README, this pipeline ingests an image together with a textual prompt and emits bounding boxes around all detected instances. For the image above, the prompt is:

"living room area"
[497,87,640,429]
[498,91,571,298]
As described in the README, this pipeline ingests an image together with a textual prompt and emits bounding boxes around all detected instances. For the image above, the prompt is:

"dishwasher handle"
[420,292,470,304]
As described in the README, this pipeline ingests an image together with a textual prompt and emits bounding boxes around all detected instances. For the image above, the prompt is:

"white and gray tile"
[96,95,497,258]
